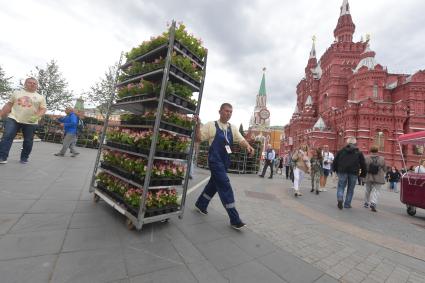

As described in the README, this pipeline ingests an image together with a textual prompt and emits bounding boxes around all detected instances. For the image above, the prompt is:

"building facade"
[282,0,425,168]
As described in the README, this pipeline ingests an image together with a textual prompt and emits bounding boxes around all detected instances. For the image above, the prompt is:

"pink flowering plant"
[102,150,185,179]
[121,109,194,129]
[118,80,155,98]
[146,188,178,209]
[107,128,190,153]
[124,188,144,207]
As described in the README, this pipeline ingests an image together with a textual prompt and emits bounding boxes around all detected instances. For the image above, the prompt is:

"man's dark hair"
[220,103,233,111]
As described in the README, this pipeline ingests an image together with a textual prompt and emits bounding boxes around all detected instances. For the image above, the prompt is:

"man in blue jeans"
[0,77,46,164]
[332,137,366,210]
[54,107,80,157]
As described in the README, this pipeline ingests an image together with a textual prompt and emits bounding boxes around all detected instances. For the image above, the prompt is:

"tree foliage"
[0,65,13,101]
[87,63,118,118]
[32,60,73,111]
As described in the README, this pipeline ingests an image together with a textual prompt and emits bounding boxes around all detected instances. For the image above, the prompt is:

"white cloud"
[1,0,424,128]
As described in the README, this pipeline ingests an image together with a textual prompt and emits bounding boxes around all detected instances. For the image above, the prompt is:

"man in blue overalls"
[194,103,254,229]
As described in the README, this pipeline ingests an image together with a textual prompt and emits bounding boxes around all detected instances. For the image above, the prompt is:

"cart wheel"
[126,218,135,230]
[93,194,100,203]
[407,206,417,216]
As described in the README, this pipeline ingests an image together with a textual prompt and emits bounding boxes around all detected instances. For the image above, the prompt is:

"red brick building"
[282,0,425,168]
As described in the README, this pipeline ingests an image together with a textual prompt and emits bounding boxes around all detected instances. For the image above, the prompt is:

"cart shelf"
[116,65,200,91]
[89,21,207,230]
[120,40,205,71]
[113,93,197,115]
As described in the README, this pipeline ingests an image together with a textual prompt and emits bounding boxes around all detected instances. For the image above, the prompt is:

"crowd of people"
[258,136,425,213]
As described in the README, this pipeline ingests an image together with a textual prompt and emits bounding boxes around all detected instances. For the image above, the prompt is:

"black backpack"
[368,156,379,175]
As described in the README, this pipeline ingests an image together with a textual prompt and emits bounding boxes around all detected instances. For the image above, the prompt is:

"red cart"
[398,131,425,216]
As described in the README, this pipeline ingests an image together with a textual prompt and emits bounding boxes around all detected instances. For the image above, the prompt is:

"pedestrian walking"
[292,144,311,197]
[386,166,401,192]
[364,145,386,212]
[54,107,80,157]
[321,145,334,191]
[259,144,275,179]
[310,148,323,195]
[0,77,47,164]
[277,155,284,175]
[194,103,254,230]
[283,151,290,179]
[333,137,366,209]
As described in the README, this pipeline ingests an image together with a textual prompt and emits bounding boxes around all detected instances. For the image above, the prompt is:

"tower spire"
[334,0,355,42]
[340,0,350,16]
[309,35,317,59]
[258,67,267,96]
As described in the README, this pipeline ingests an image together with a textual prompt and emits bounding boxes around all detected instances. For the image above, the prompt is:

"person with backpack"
[364,145,386,212]
[333,137,367,209]
[54,107,80,157]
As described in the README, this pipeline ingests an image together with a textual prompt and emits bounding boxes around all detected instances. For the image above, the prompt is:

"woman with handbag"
[291,144,311,197]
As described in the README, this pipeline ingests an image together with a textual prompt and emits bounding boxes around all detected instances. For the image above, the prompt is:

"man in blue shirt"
[259,144,275,179]
[54,107,80,157]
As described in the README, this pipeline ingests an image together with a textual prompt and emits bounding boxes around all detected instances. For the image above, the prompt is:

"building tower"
[250,68,270,128]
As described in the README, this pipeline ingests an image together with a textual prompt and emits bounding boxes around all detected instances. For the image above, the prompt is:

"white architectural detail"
[305,95,313,106]
[313,116,327,130]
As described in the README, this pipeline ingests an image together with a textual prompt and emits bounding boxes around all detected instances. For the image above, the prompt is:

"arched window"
[373,84,378,98]
[374,131,384,151]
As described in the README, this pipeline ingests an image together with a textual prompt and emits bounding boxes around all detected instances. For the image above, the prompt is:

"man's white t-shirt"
[322,151,334,170]
[200,120,245,145]
[8,89,46,124]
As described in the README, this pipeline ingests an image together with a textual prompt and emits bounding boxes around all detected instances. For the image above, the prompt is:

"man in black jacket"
[333,137,367,210]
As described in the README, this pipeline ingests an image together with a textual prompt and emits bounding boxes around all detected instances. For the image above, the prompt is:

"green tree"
[87,63,118,118]
[0,65,13,101]
[32,60,73,111]
[239,123,245,137]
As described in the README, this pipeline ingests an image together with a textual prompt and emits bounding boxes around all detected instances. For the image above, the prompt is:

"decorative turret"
[306,36,318,73]
[353,40,379,73]
[334,0,355,42]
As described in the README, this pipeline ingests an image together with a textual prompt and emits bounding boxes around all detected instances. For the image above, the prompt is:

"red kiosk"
[398,131,425,216]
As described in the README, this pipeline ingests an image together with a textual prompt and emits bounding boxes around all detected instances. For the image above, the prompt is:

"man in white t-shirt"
[0,77,47,164]
[321,145,334,191]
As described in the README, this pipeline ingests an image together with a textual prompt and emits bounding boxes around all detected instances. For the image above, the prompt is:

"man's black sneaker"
[338,201,343,210]
[195,205,208,215]
[344,204,352,209]
[0,159,7,164]
[316,190,319,195]
[311,188,314,192]
[20,159,28,164]
[268,177,273,179]
[231,222,247,230]
[54,153,64,157]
